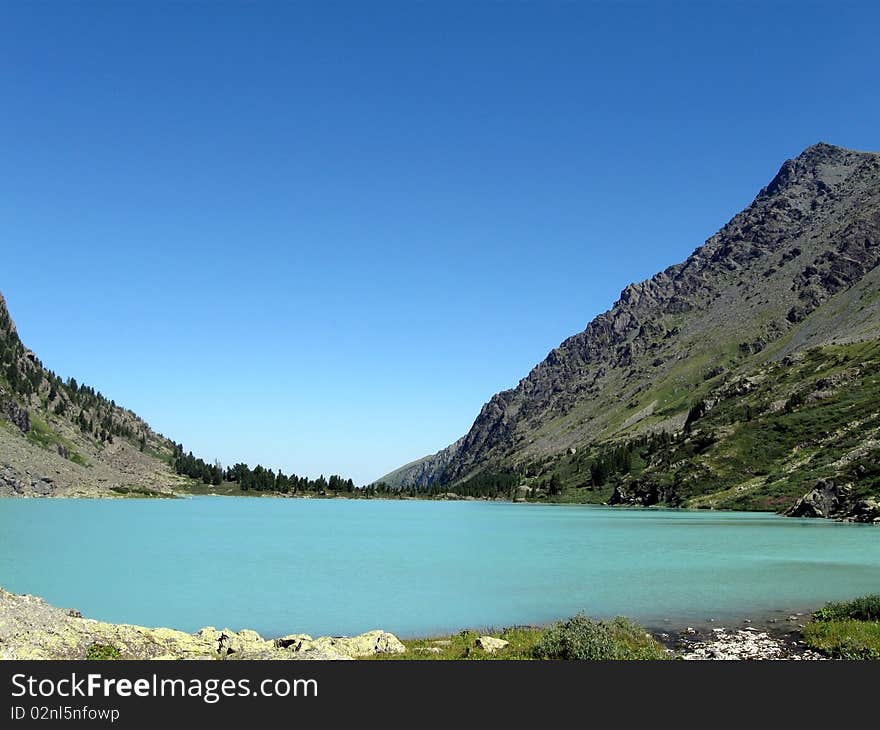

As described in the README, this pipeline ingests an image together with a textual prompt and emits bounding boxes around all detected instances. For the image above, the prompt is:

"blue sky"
[1,2,878,484]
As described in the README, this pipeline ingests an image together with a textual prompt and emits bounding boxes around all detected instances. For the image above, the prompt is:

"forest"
[172,446,356,494]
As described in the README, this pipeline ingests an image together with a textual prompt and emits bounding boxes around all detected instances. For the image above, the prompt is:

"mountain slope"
[382,142,880,506]
[0,292,186,496]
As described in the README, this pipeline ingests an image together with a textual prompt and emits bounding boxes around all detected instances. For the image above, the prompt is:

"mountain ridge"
[0,289,187,497]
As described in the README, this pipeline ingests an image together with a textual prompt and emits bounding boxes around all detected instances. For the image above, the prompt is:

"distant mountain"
[381,143,880,519]
[0,291,186,496]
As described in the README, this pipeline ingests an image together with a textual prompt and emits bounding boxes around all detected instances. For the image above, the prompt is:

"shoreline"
[0,585,832,661]
[4,490,876,526]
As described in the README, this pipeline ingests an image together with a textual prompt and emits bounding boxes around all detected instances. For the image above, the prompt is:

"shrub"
[85,643,121,660]
[783,391,806,413]
[812,595,880,623]
[531,614,668,660]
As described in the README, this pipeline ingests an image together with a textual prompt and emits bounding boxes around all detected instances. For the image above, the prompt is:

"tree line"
[172,445,356,494]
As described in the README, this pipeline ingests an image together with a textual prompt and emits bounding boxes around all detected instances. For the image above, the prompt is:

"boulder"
[785,479,850,518]
[238,629,264,644]
[275,633,313,650]
[31,478,54,496]
[847,498,880,524]
[0,465,26,495]
[308,630,406,658]
[474,636,509,653]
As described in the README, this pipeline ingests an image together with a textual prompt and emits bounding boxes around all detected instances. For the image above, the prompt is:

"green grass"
[24,415,89,466]
[368,627,546,660]
[367,615,668,661]
[85,643,122,660]
[25,416,58,449]
[803,620,880,659]
[802,595,880,660]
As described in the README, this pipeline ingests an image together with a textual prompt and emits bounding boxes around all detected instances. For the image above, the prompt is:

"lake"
[1,497,878,638]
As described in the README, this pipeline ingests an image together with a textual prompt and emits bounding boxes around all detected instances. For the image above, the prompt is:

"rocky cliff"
[383,143,880,499]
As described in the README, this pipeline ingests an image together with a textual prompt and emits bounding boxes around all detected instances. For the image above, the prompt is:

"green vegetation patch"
[85,643,122,660]
[802,620,880,660]
[369,626,547,661]
[25,416,59,449]
[508,340,880,512]
[370,615,668,661]
[25,415,88,466]
[803,595,880,660]
[812,595,880,623]
[531,614,669,660]
[109,485,173,499]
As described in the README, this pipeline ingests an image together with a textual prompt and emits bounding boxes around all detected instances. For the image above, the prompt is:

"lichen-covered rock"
[0,590,216,660]
[0,587,390,661]
[305,630,406,657]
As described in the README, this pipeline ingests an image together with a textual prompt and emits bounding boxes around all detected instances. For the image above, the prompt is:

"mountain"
[381,142,880,518]
[0,292,359,498]
[0,291,185,496]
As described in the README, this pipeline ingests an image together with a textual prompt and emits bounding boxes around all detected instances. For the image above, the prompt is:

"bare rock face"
[4,400,29,433]
[786,480,880,523]
[609,481,668,507]
[382,142,880,490]
[848,498,880,524]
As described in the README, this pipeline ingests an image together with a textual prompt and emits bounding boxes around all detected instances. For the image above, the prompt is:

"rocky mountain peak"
[382,142,880,489]
[759,141,869,199]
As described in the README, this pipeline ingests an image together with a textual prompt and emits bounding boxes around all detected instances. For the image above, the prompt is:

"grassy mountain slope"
[381,142,880,517]
[0,292,187,497]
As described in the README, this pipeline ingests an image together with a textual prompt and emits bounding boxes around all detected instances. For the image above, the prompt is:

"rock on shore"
[0,588,405,660]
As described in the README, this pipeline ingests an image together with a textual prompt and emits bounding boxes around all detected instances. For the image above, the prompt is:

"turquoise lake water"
[1,497,878,638]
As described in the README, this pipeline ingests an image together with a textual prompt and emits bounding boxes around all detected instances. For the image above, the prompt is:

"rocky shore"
[0,588,405,660]
[0,587,833,661]
[666,623,827,660]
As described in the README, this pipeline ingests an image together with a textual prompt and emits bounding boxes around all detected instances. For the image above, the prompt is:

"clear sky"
[1,2,878,484]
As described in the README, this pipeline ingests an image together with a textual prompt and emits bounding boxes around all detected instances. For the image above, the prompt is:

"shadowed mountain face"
[383,143,880,490]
